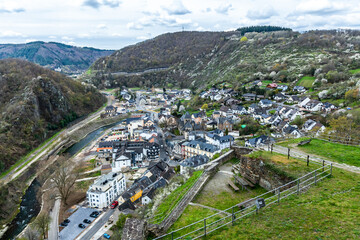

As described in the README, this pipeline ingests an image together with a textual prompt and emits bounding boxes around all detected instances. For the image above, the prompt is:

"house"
[304,100,323,112]
[231,105,248,115]
[101,164,112,175]
[217,117,233,132]
[277,85,288,92]
[266,83,278,89]
[303,119,325,133]
[274,93,286,101]
[293,86,306,93]
[248,103,259,113]
[252,80,262,86]
[112,153,132,171]
[226,98,239,106]
[282,125,302,138]
[183,140,219,158]
[259,99,273,108]
[180,155,209,174]
[245,135,275,148]
[286,95,300,104]
[206,119,218,130]
[298,97,311,107]
[219,106,230,116]
[322,102,337,112]
[87,172,126,208]
[243,93,257,101]
[206,133,234,150]
[105,105,117,113]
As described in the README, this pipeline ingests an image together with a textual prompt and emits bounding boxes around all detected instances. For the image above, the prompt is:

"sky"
[1,0,360,50]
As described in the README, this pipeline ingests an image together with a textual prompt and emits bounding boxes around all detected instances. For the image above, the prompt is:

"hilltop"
[0,41,113,74]
[85,29,360,95]
[0,59,106,174]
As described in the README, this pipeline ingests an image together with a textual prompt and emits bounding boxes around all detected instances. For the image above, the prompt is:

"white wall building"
[87,172,126,209]
[112,153,132,172]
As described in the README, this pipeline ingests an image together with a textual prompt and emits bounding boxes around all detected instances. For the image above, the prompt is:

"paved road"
[77,209,115,240]
[263,144,360,174]
[48,198,61,240]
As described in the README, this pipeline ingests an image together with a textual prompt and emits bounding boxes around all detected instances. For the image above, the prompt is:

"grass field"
[297,76,315,88]
[152,171,203,224]
[349,68,360,74]
[166,152,360,239]
[278,138,360,167]
[205,167,360,239]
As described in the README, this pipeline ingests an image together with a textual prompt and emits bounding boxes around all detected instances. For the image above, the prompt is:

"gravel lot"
[59,207,98,240]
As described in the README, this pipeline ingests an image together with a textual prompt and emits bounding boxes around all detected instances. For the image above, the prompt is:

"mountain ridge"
[0,41,113,74]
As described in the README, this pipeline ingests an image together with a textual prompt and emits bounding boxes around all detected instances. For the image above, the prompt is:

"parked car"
[64,219,70,223]
[110,201,118,209]
[83,219,91,224]
[78,223,86,229]
[103,233,111,239]
[90,211,100,218]
[60,222,68,227]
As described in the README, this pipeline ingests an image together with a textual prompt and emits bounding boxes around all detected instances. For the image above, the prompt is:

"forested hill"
[0,59,106,174]
[84,29,360,91]
[0,41,113,74]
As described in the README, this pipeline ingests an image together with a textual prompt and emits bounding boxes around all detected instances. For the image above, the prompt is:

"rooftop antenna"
[182,26,184,32]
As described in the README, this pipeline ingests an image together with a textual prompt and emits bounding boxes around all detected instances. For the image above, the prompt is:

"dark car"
[64,219,70,223]
[78,223,86,229]
[83,219,91,224]
[90,212,99,218]
[60,222,68,227]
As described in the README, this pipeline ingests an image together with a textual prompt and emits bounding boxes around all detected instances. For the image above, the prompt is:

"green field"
[297,76,315,88]
[278,138,360,167]
[349,68,360,74]
[205,168,360,240]
[151,171,203,224]
[166,151,360,239]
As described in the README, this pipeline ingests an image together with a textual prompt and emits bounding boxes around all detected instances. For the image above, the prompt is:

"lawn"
[278,138,360,167]
[349,68,360,74]
[151,171,203,224]
[297,76,315,88]
[261,80,273,86]
[205,167,360,240]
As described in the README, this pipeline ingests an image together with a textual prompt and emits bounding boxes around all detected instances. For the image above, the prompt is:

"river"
[2,120,123,239]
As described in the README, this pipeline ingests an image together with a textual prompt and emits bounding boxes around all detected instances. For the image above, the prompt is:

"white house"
[87,172,126,208]
[112,153,132,172]
[206,134,234,150]
[259,99,273,108]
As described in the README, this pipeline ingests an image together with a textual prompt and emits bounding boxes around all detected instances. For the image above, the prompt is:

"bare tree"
[23,226,40,240]
[33,213,51,239]
[51,163,78,205]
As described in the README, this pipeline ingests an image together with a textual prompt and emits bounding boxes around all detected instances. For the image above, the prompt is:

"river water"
[2,120,123,239]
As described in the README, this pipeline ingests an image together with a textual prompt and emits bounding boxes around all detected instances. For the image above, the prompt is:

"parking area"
[59,207,99,240]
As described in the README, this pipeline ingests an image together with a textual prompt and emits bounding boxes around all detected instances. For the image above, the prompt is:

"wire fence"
[153,163,333,240]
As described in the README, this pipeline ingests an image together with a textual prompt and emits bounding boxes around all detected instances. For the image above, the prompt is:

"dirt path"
[48,198,61,240]
[188,202,231,216]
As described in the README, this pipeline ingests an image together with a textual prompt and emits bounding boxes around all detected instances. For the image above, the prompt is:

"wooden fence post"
[330,163,333,176]
[232,206,235,225]
[322,160,325,172]
[307,155,309,166]
[277,190,280,203]
[288,148,290,159]
[314,171,317,186]
[297,179,300,195]
[204,219,206,237]
[171,232,174,240]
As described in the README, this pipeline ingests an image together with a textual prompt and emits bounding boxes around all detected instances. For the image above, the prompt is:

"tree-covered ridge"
[0,59,106,173]
[236,25,292,35]
[0,42,113,74]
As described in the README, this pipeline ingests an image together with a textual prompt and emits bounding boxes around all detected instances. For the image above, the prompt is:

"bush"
[240,36,248,42]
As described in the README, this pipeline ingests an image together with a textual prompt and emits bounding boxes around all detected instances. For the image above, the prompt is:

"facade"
[183,140,219,158]
[87,172,126,208]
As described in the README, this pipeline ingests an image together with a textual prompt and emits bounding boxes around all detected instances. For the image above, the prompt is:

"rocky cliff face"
[0,59,106,173]
[0,41,113,74]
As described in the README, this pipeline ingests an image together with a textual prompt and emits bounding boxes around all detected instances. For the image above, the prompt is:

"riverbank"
[0,115,125,239]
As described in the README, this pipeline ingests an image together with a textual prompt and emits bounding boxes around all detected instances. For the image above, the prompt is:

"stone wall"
[122,218,147,240]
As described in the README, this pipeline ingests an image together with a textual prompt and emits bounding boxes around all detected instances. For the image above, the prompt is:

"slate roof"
[187,140,219,153]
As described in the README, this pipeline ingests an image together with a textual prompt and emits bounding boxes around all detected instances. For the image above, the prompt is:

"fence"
[147,171,206,225]
[153,162,333,240]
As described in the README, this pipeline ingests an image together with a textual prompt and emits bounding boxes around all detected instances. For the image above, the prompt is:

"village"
[53,78,347,240]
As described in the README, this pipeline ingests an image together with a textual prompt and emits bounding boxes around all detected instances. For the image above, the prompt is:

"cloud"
[215,3,232,15]
[97,24,107,29]
[247,6,278,20]
[293,0,348,16]
[127,14,192,30]
[103,0,121,8]
[0,8,25,13]
[0,30,24,37]
[82,0,121,9]
[162,0,191,15]
[83,0,101,9]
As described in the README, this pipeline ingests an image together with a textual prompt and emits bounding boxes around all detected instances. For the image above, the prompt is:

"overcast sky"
[1,0,360,50]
